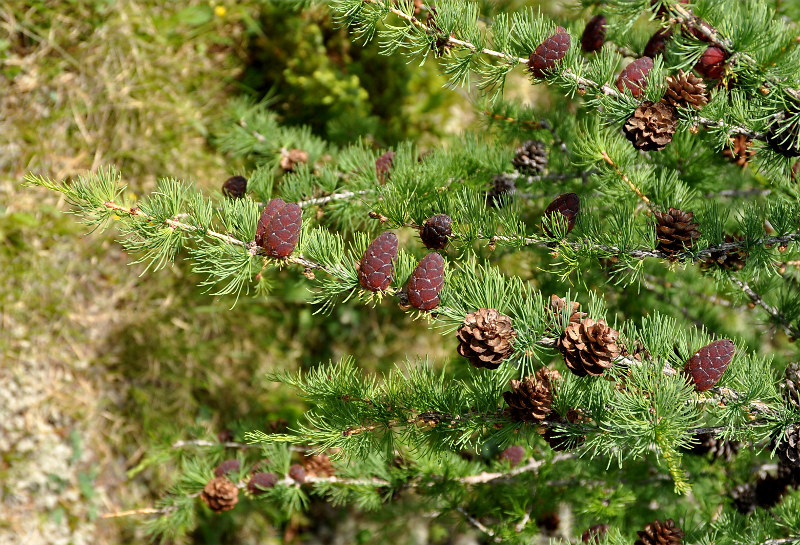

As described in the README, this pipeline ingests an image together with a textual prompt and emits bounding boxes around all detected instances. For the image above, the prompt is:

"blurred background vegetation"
[2,1,792,543]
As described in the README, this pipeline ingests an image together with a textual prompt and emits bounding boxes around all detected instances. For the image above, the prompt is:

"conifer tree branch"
[456,507,502,542]
[728,276,800,339]
[600,151,652,207]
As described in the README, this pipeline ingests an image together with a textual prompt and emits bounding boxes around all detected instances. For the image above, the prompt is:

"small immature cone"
[580,15,606,53]
[529,27,571,78]
[695,46,728,79]
[616,56,654,98]
[222,175,247,199]
[376,151,395,184]
[543,193,580,237]
[247,472,278,496]
[407,252,445,311]
[255,198,303,258]
[498,445,525,467]
[288,464,307,483]
[214,459,241,478]
[643,28,672,58]
[684,339,735,392]
[201,477,239,513]
[359,232,399,291]
[419,214,452,249]
[653,207,700,257]
[503,366,561,423]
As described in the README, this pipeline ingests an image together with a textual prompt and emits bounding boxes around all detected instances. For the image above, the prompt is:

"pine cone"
[778,458,800,489]
[684,339,735,392]
[581,524,609,543]
[722,134,754,167]
[255,198,303,258]
[766,113,800,158]
[498,445,526,467]
[643,28,672,58]
[688,432,740,462]
[359,232,399,291]
[731,483,757,514]
[280,148,309,172]
[376,151,395,184]
[776,423,800,468]
[456,308,516,369]
[201,477,239,513]
[634,519,684,545]
[512,140,548,175]
[407,252,445,311]
[548,294,585,326]
[289,464,307,483]
[303,453,335,477]
[247,472,278,496]
[486,173,516,208]
[624,101,678,152]
[222,175,247,199]
[504,367,561,423]
[581,15,606,53]
[781,362,800,409]
[529,27,571,78]
[419,214,452,250]
[543,193,580,237]
[700,234,747,272]
[665,70,707,109]
[695,46,728,79]
[616,56,654,98]
[559,318,620,377]
[653,207,700,258]
[214,459,241,478]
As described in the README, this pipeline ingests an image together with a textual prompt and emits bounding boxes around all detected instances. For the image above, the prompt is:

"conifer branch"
[456,507,502,542]
[600,151,652,207]
[729,276,800,339]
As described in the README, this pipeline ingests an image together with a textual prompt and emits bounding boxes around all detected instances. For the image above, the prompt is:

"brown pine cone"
[653,207,700,258]
[280,148,309,172]
[665,70,707,109]
[581,15,606,53]
[559,318,620,377]
[643,28,672,58]
[201,477,239,513]
[624,101,678,152]
[695,46,728,79]
[722,134,754,167]
[512,140,548,175]
[222,175,247,199]
[776,423,800,468]
[456,308,516,369]
[731,481,757,513]
[700,234,747,272]
[529,27,571,78]
[781,363,800,409]
[616,56,654,98]
[548,294,586,327]
[503,367,561,423]
[634,519,684,545]
[289,464,307,483]
[303,453,335,477]
[486,173,516,208]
